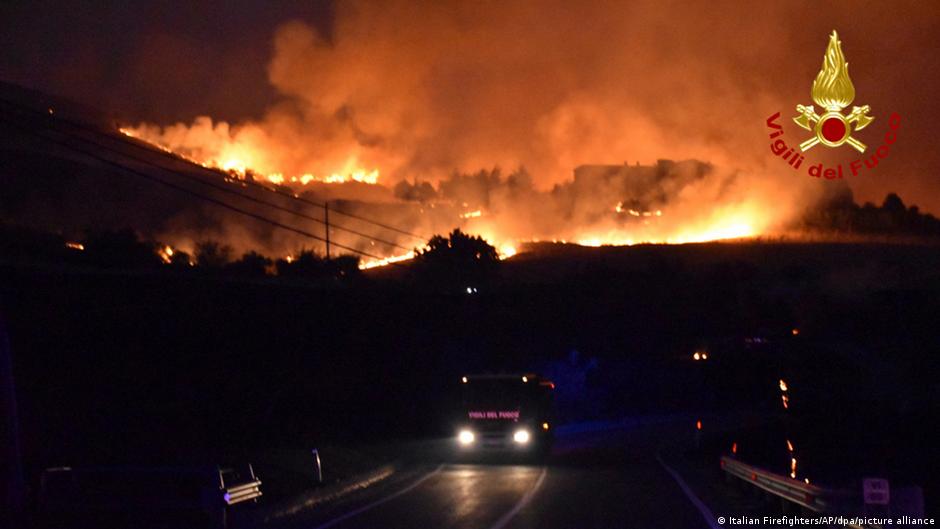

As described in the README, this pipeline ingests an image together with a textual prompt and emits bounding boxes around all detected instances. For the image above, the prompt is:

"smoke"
[121,0,930,257]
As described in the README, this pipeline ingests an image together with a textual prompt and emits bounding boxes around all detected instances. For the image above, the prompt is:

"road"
[264,417,716,529]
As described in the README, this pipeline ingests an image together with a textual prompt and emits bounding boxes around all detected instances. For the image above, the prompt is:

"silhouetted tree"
[393,179,438,202]
[167,249,193,269]
[83,229,161,269]
[275,251,362,281]
[275,250,327,278]
[329,254,362,280]
[800,191,940,237]
[225,251,272,277]
[882,193,905,214]
[413,229,499,290]
[194,241,232,269]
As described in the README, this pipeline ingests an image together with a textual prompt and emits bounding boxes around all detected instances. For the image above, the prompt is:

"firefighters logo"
[793,31,874,153]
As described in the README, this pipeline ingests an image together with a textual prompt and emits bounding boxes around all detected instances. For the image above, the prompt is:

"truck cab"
[454,374,555,456]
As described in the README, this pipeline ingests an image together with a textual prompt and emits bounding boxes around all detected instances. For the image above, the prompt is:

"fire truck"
[454,374,555,455]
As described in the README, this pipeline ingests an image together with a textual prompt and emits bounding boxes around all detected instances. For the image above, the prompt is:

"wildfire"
[117,121,773,269]
[358,239,519,270]
[498,244,517,259]
[158,245,174,264]
[575,222,754,247]
[359,250,417,270]
[614,202,662,218]
[118,126,380,186]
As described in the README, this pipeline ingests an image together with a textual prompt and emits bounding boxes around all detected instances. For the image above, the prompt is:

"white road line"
[310,464,444,529]
[656,454,723,529]
[488,466,548,529]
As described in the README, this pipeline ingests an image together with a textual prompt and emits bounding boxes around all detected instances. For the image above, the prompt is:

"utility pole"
[324,200,331,260]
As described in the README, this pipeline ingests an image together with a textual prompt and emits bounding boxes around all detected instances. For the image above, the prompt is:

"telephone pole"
[324,200,331,260]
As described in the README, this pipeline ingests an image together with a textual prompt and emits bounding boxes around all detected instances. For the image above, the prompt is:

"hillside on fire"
[3,81,940,279]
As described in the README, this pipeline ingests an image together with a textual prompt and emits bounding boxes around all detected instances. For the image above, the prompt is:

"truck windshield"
[462,379,537,408]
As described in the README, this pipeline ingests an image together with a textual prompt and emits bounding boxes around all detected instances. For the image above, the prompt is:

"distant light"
[521,376,528,383]
[791,328,800,336]
[542,422,550,431]
[781,394,789,409]
[65,242,84,251]
[513,430,530,444]
[692,352,701,361]
[458,430,475,445]
[696,420,702,431]
[461,376,468,383]
[786,439,794,452]
[779,379,788,392]
[731,442,738,454]
[804,478,810,484]
[701,352,708,360]
[47,107,54,115]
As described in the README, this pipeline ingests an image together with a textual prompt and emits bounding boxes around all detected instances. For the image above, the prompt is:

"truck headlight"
[458,430,475,445]
[513,429,530,444]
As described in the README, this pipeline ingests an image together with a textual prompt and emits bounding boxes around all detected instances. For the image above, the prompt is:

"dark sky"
[0,0,333,122]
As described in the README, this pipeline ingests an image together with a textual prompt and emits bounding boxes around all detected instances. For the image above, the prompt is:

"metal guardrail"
[220,464,263,506]
[38,463,263,528]
[720,456,855,514]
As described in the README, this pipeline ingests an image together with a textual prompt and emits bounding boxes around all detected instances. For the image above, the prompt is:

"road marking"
[656,454,722,529]
[488,466,548,529]
[310,464,443,529]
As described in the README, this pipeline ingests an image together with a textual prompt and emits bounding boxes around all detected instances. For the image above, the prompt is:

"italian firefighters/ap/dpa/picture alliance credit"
[766,30,901,180]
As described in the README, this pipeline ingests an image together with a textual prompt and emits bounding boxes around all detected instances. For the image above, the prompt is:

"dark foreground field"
[2,241,938,519]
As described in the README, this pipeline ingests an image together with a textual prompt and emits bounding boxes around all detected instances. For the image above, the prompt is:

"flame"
[574,218,755,248]
[65,241,85,251]
[498,244,517,259]
[359,250,417,270]
[119,121,773,268]
[119,126,379,186]
[359,239,518,270]
[779,379,788,392]
[158,245,174,264]
[811,30,855,111]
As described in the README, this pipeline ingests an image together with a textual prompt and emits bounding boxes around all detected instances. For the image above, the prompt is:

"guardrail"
[38,463,262,529]
[720,456,856,514]
[220,464,263,506]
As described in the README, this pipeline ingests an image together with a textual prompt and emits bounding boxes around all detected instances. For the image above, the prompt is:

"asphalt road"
[267,418,715,529]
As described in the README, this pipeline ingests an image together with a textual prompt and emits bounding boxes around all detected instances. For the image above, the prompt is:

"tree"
[413,229,500,290]
[194,241,232,269]
[275,250,327,278]
[225,251,272,277]
[84,228,161,269]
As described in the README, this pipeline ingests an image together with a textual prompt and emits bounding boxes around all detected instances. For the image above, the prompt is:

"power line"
[0,98,428,242]
[14,112,414,252]
[0,116,393,262]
